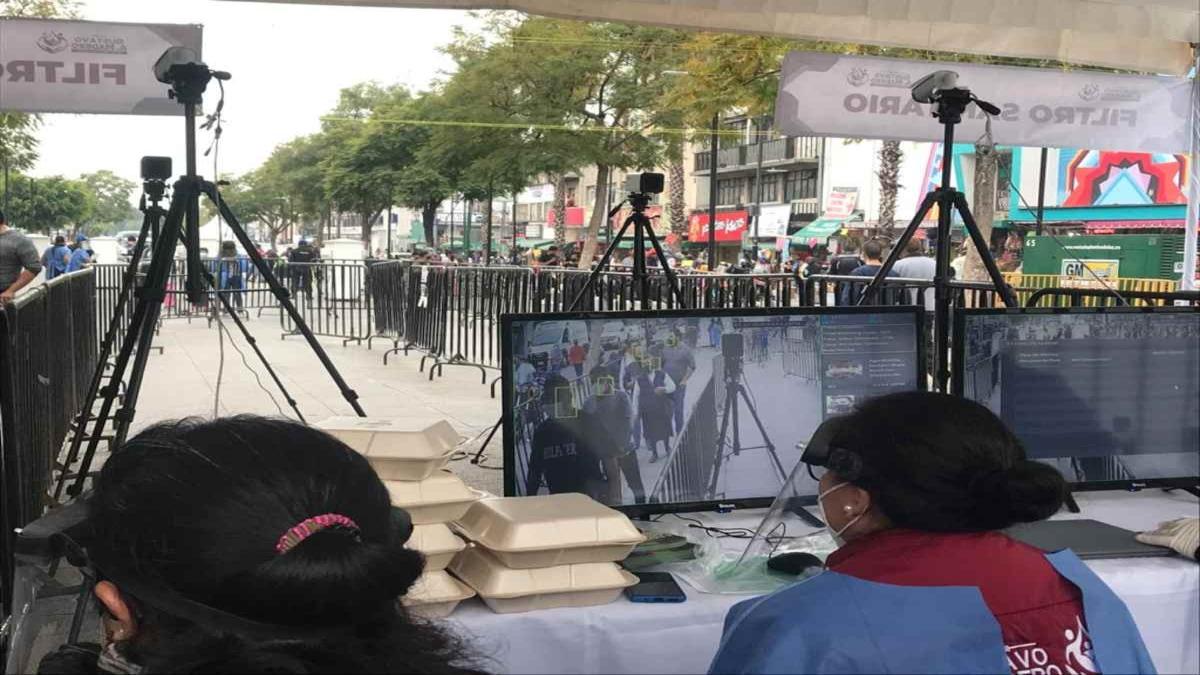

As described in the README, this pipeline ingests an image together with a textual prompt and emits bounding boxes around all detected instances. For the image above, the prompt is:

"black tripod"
[707,339,822,526]
[568,192,684,311]
[857,86,1017,393]
[56,57,365,499]
[470,190,685,466]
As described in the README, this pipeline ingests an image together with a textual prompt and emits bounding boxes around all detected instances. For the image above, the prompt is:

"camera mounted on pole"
[857,70,1016,393]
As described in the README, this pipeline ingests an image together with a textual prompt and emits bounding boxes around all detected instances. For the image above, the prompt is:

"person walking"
[662,330,696,435]
[628,356,676,463]
[839,238,892,306]
[583,366,647,505]
[0,212,42,303]
[567,339,587,378]
[66,235,93,273]
[41,235,71,281]
[287,238,318,298]
[892,239,937,310]
[217,240,250,311]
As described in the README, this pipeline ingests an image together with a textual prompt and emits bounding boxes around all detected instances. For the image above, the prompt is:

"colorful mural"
[1057,151,1189,208]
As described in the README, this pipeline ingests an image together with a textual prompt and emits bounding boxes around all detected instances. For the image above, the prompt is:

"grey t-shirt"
[0,229,42,291]
[662,346,696,385]
[893,255,937,310]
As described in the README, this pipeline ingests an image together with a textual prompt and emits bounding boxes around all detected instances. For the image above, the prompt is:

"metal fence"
[0,270,97,613]
[649,354,720,505]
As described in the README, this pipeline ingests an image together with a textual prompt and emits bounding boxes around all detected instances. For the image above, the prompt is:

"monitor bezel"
[952,305,1200,492]
[501,305,927,517]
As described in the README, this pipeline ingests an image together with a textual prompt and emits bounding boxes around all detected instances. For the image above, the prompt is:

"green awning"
[524,239,556,250]
[792,218,843,242]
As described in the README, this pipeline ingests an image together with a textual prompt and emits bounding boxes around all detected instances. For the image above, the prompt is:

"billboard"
[0,17,202,115]
[776,52,1192,154]
[688,210,748,243]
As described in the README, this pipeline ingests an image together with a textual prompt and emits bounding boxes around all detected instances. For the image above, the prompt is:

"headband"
[275,514,360,555]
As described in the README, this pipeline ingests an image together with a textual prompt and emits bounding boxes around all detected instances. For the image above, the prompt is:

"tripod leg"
[858,191,938,305]
[952,192,1018,307]
[55,203,161,500]
[568,216,634,311]
[71,186,190,496]
[643,221,686,307]
[708,385,736,498]
[203,269,306,423]
[471,416,504,465]
[736,384,787,483]
[202,182,365,417]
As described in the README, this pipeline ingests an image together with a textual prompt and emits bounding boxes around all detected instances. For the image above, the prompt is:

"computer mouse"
[767,551,824,576]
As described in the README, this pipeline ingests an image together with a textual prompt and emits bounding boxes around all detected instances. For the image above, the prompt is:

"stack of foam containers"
[448,493,646,614]
[314,417,480,618]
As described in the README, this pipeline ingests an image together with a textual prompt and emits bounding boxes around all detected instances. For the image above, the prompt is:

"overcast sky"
[32,0,474,189]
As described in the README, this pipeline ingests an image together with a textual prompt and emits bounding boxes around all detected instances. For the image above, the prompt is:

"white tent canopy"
[231,0,1199,75]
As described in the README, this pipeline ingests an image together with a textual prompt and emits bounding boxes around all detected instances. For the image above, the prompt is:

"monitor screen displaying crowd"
[503,308,924,512]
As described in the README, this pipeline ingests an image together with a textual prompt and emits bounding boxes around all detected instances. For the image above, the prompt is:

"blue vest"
[709,550,1155,674]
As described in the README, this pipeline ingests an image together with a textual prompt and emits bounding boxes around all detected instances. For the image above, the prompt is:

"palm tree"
[876,140,903,234]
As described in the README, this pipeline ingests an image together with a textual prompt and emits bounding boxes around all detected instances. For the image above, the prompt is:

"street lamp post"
[707,113,719,271]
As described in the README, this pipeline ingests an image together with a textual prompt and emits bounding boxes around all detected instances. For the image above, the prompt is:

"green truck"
[1022,234,1185,283]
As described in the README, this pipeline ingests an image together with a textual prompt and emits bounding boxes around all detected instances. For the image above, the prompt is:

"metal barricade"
[279,262,374,344]
[1,270,97,614]
[1024,287,1200,308]
[648,362,718,505]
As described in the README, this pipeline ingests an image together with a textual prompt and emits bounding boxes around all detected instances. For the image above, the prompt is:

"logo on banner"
[36,31,68,53]
[1078,84,1100,102]
[847,67,868,87]
[71,34,129,55]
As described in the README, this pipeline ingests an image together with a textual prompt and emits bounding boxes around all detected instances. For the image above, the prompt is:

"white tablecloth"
[447,490,1200,675]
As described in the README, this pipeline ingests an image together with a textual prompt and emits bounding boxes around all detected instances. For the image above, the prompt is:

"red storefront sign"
[688,210,749,242]
[547,206,586,228]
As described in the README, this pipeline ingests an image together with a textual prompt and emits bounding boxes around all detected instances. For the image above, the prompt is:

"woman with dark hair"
[43,416,481,674]
[710,392,1154,675]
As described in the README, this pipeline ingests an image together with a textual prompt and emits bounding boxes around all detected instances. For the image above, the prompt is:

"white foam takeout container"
[314,417,460,481]
[451,493,646,569]
[403,570,475,619]
[386,471,481,525]
[408,523,467,572]
[448,544,637,614]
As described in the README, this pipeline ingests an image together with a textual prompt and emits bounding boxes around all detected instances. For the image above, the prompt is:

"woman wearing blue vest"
[710,392,1154,675]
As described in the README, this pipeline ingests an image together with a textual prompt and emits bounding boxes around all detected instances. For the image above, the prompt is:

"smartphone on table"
[625,571,687,603]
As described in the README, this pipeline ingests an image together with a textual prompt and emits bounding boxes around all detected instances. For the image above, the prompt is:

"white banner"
[0,18,202,115]
[776,52,1192,154]
[756,204,791,238]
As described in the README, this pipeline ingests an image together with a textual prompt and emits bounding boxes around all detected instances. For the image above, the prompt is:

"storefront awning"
[791,218,843,242]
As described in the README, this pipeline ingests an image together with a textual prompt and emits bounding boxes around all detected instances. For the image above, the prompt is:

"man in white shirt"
[892,239,937,311]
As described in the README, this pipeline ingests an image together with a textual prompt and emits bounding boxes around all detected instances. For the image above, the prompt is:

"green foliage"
[80,170,137,228]
[3,174,93,233]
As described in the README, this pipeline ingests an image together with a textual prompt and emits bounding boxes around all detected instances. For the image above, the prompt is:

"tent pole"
[1182,48,1199,291]
[1035,147,1047,236]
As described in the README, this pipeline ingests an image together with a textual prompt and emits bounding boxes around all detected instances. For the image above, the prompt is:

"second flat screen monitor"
[502,307,924,514]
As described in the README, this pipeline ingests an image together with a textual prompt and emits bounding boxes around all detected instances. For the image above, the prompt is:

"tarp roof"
[230,0,1199,74]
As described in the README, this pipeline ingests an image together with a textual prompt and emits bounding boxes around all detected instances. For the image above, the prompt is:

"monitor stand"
[1064,493,1081,514]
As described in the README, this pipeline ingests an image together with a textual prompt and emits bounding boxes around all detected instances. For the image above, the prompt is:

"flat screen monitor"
[502,307,925,515]
[954,307,1200,487]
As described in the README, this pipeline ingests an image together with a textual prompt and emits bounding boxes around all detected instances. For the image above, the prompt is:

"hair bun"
[969,461,1067,529]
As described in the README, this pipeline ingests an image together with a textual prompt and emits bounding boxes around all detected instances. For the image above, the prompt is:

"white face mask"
[817,481,864,547]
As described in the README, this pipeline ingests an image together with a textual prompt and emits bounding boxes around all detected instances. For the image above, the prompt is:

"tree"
[215,169,300,250]
[321,85,413,247]
[5,174,93,233]
[876,141,903,233]
[80,170,137,229]
[441,17,687,268]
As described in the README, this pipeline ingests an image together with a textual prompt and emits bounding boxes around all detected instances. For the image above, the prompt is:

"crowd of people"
[24,391,1194,674]
[518,320,703,506]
